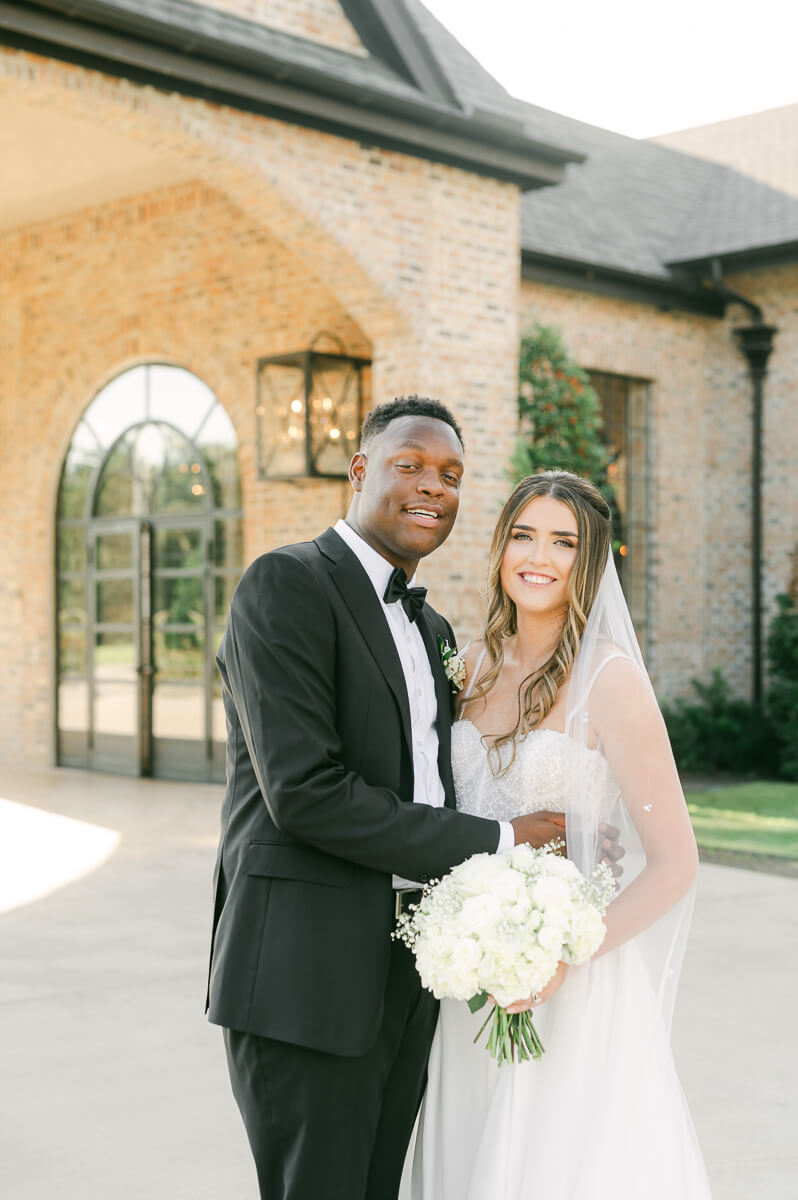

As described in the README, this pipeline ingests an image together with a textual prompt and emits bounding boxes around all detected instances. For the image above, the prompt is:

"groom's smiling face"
[348,415,464,574]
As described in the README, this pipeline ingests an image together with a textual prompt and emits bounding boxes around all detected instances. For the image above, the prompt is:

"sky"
[422,0,798,139]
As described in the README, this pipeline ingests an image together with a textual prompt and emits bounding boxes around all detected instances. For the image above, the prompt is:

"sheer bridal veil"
[564,549,698,1029]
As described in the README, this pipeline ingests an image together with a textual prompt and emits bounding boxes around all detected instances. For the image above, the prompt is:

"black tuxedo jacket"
[206,527,499,1056]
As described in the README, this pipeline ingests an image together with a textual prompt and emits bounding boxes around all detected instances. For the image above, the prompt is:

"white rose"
[538,854,579,881]
[459,892,502,934]
[491,868,528,905]
[533,875,572,910]
[452,936,482,972]
[507,843,536,871]
[565,906,606,962]
[454,853,505,894]
[449,971,482,1001]
[537,922,567,953]
[447,656,467,690]
[522,945,559,979]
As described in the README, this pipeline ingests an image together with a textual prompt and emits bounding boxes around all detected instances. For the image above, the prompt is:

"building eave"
[0,0,579,189]
[668,239,798,277]
[521,251,727,317]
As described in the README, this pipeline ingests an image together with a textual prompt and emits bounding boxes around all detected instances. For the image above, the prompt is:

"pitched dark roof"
[1,0,579,188]
[8,0,798,298]
[665,165,798,268]
[402,2,798,296]
[513,100,798,279]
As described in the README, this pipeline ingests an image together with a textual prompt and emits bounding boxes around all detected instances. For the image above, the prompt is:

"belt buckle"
[394,889,419,922]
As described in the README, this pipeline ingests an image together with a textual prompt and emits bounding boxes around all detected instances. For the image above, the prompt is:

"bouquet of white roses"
[395,842,615,1065]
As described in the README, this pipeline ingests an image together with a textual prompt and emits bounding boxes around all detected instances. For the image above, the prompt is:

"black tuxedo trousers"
[224,939,437,1199]
[207,529,499,1198]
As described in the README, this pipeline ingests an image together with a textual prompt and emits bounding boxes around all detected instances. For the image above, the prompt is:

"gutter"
[704,258,778,706]
[521,250,726,317]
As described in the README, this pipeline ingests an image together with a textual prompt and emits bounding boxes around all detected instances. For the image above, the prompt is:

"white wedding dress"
[399,715,712,1200]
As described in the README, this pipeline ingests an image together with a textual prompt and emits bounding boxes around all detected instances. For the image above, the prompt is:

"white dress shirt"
[333,521,512,885]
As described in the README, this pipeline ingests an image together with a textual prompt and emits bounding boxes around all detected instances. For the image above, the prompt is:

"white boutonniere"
[438,635,466,694]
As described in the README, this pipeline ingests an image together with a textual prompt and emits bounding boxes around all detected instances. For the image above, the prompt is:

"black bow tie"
[383,567,427,623]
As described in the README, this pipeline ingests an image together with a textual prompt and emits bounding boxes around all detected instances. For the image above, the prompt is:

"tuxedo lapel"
[415,609,457,810]
[315,530,413,756]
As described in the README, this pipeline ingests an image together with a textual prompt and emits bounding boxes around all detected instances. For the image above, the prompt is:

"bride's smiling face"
[500,495,579,618]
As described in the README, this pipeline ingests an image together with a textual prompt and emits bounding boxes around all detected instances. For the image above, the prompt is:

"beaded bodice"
[452,718,619,824]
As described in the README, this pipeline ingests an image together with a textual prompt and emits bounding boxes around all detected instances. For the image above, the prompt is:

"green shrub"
[512,324,609,484]
[662,669,777,776]
[767,593,798,780]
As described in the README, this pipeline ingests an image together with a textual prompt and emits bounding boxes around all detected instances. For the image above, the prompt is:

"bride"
[400,470,712,1199]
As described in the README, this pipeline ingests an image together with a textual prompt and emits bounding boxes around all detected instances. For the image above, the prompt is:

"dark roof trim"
[338,0,457,107]
[0,0,578,189]
[668,239,798,276]
[521,251,727,317]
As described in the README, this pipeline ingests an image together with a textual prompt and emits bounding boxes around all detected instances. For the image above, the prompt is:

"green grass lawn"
[685,781,798,861]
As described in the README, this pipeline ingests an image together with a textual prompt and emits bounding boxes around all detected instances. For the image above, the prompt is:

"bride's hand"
[503,961,569,1013]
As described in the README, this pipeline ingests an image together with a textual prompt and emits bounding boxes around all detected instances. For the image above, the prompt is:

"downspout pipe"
[707,259,777,705]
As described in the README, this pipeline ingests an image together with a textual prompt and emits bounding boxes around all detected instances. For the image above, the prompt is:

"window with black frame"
[55,364,243,782]
[588,371,651,651]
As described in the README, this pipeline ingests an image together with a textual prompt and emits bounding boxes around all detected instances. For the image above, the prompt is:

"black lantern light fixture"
[256,333,370,480]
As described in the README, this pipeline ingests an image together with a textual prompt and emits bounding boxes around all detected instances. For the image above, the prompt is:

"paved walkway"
[1,765,796,1199]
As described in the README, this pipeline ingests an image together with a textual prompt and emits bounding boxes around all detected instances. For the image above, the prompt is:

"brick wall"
[0,46,520,765]
[520,266,798,702]
[190,0,368,54]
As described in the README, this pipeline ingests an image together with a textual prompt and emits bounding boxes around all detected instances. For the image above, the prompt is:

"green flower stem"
[473,1005,546,1066]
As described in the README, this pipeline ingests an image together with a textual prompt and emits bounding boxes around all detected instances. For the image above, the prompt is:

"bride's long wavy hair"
[470,471,611,774]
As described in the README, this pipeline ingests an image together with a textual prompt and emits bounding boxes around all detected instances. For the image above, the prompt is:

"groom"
[208,397,574,1199]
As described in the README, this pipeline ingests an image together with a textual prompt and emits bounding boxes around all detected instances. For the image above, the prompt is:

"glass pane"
[309,355,360,475]
[93,681,137,737]
[146,424,210,514]
[214,519,243,569]
[212,678,226,743]
[57,526,87,574]
[96,578,134,625]
[148,365,216,437]
[214,575,237,623]
[153,577,204,627]
[83,367,147,448]
[58,422,103,520]
[154,629,204,680]
[94,432,135,517]
[94,632,136,679]
[58,578,87,625]
[59,628,87,676]
[96,531,133,570]
[152,683,205,741]
[257,360,307,477]
[58,678,89,732]
[196,405,242,509]
[155,527,204,570]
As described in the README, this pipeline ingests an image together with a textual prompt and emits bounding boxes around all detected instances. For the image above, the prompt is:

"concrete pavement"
[1,764,796,1199]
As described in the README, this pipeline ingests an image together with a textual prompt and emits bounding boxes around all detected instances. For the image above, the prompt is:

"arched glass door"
[56,365,243,781]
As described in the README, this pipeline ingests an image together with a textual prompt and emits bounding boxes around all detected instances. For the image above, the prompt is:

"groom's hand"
[510,815,625,879]
[510,811,566,853]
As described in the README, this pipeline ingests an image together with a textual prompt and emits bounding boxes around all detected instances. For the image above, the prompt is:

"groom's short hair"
[360,396,464,451]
